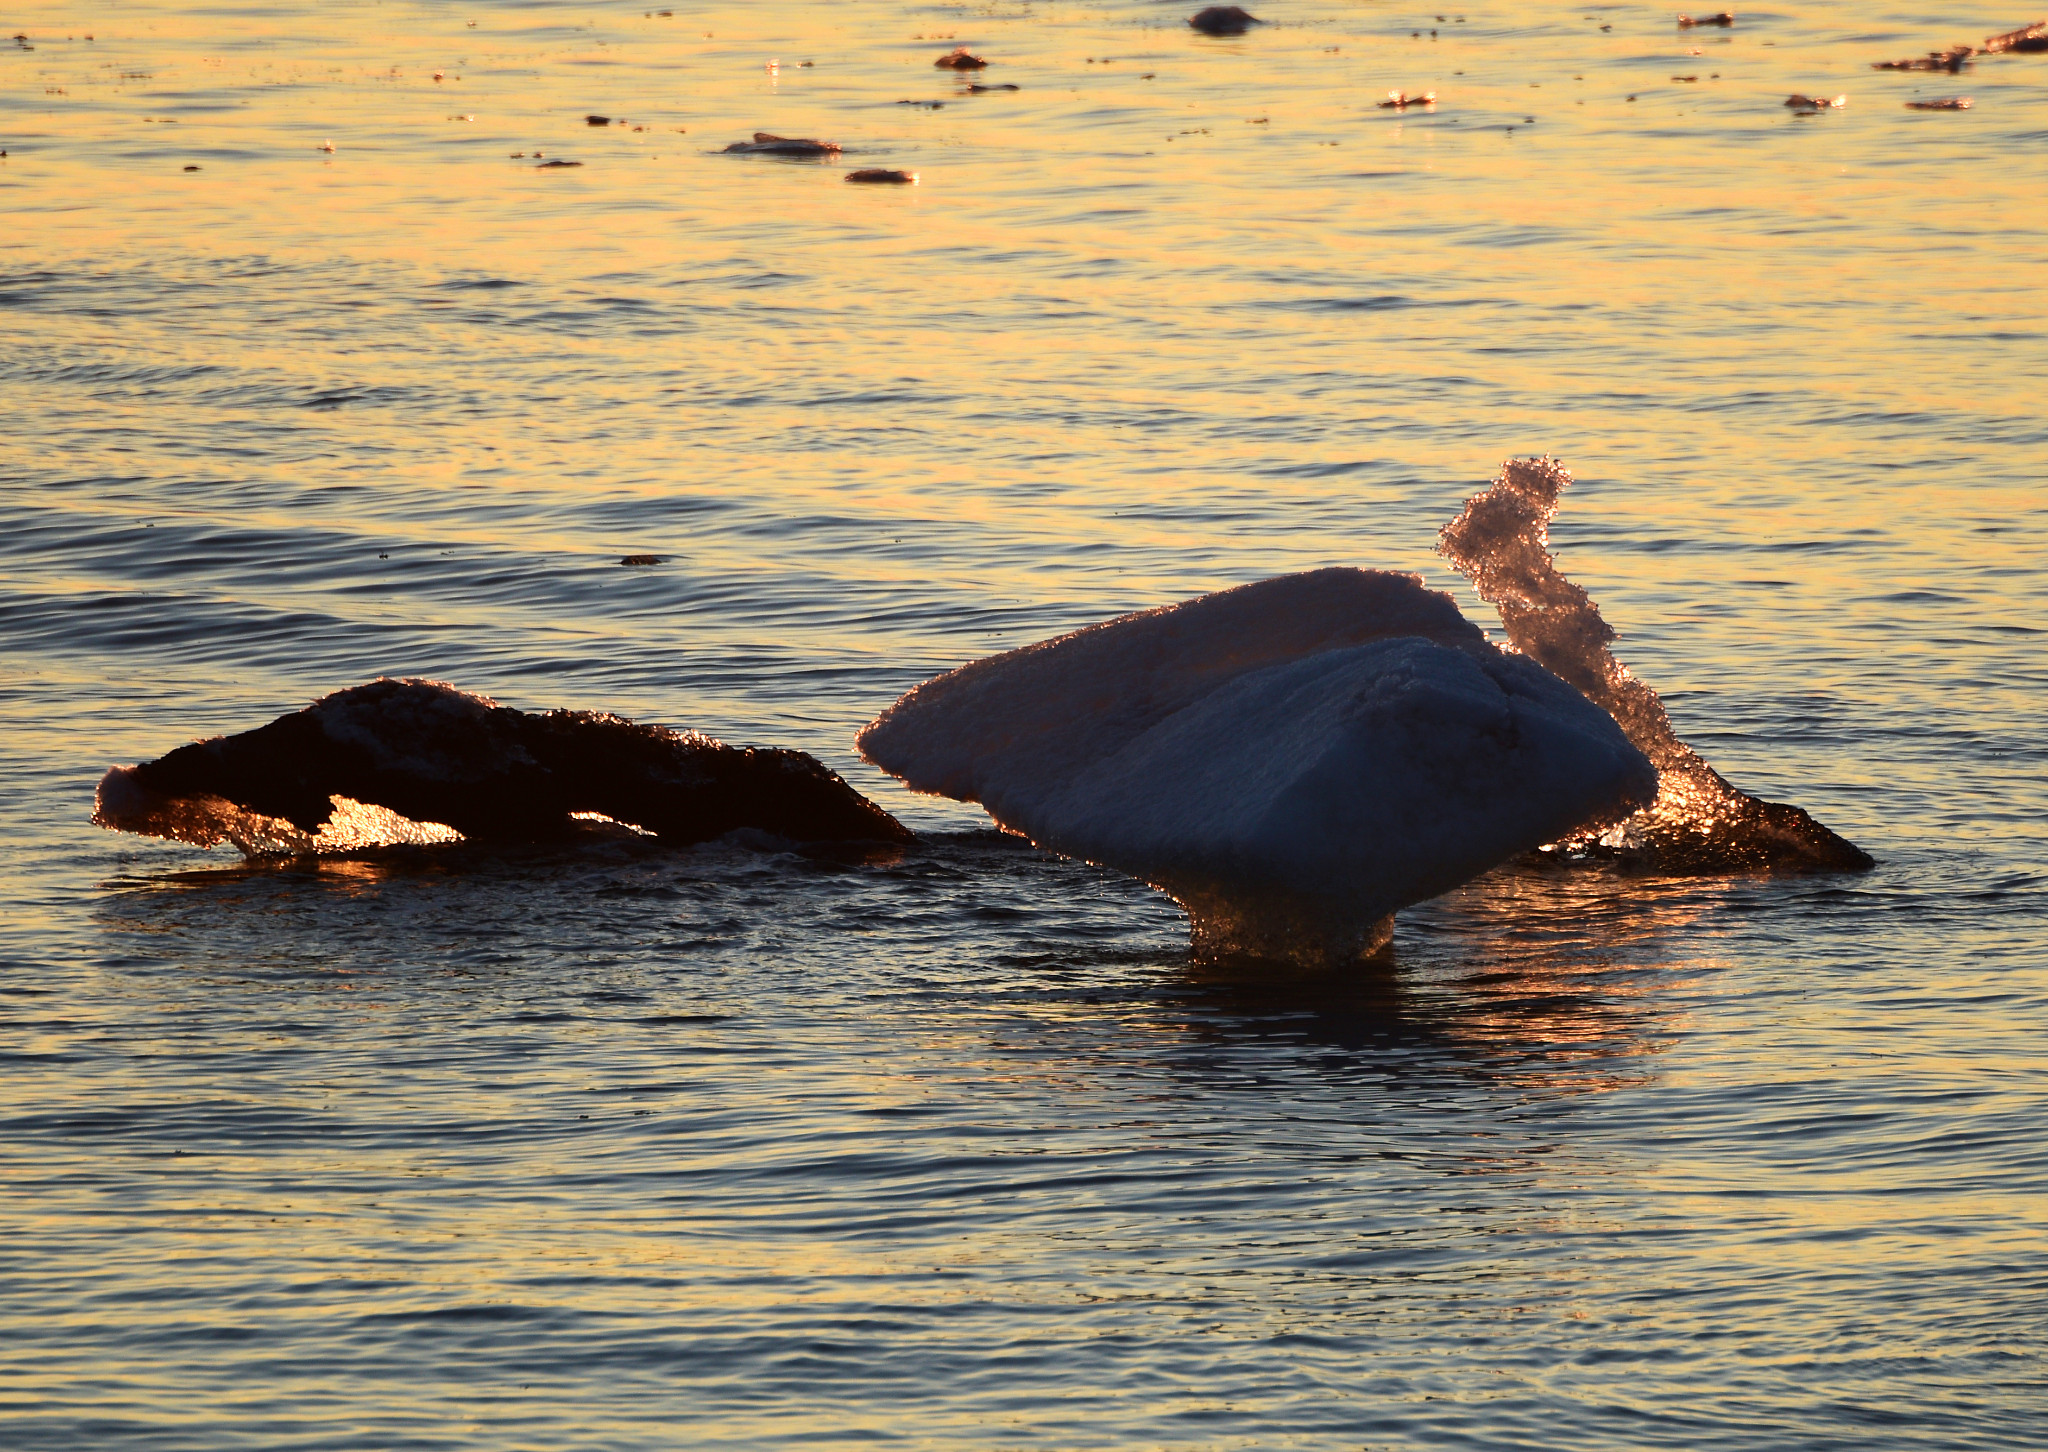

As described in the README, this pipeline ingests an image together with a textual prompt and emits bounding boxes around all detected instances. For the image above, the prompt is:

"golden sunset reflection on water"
[4,0,2046,1446]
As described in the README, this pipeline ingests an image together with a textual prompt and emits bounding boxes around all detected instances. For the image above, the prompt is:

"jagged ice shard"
[859,569,1658,965]
[1438,458,1873,873]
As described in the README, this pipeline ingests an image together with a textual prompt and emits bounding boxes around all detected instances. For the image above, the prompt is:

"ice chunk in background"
[860,571,1656,965]
[1439,457,1873,872]
[95,678,911,855]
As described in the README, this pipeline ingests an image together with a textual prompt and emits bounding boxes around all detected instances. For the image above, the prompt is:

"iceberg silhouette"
[95,678,911,856]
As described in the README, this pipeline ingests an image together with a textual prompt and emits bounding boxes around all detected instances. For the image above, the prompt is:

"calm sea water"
[4,1,2046,1446]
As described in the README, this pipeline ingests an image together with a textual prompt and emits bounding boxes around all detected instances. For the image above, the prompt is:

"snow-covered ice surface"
[860,571,1655,964]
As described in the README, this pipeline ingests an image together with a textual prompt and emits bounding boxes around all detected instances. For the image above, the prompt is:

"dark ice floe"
[1189,7,1263,37]
[721,132,841,157]
[95,678,910,856]
[860,569,1657,966]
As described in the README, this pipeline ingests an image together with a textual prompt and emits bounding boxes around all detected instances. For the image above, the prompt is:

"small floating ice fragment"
[934,47,988,69]
[1190,6,1262,36]
[1875,48,1974,72]
[1874,19,2042,71]
[1982,19,2047,53]
[846,168,916,183]
[722,131,841,156]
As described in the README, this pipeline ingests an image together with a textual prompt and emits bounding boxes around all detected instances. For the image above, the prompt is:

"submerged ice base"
[96,678,912,856]
[860,571,1656,967]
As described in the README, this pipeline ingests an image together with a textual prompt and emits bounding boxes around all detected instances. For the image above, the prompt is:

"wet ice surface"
[1440,458,1875,872]
[3,0,2047,1446]
[860,569,1656,964]
[95,677,910,853]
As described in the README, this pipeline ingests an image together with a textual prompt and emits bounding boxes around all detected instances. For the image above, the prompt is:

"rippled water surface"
[4,1,2046,1446]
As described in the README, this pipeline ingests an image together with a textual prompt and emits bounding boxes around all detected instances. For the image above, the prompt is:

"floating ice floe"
[862,455,1873,966]
[96,678,910,856]
[1190,7,1263,37]
[721,132,840,156]
[859,567,1657,965]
